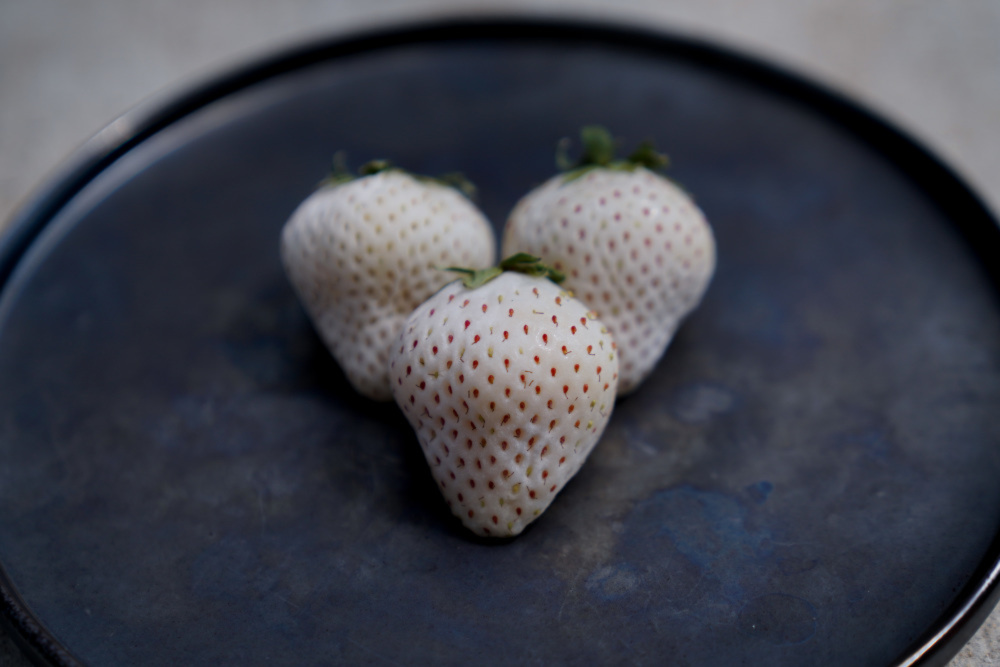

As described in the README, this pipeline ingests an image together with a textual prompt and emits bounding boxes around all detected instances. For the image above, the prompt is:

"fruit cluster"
[281,127,716,538]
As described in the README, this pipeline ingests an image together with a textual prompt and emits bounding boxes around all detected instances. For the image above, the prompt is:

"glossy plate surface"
[1,19,999,667]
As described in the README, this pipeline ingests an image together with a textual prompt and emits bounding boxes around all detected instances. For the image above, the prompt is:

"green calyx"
[556,125,669,182]
[443,253,566,289]
[318,151,361,187]
[318,152,477,199]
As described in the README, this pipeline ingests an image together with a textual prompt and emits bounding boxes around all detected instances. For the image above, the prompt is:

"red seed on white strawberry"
[389,256,618,537]
[281,161,496,401]
[502,127,716,395]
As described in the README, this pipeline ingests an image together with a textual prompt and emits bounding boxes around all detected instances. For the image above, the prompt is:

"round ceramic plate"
[1,18,998,667]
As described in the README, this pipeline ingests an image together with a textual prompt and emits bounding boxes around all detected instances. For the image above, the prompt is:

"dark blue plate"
[1,18,998,667]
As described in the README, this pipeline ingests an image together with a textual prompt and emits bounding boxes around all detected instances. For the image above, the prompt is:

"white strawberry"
[502,127,716,395]
[281,161,496,401]
[389,255,619,537]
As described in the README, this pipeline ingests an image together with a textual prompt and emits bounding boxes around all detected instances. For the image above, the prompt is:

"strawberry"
[502,126,716,395]
[281,160,496,401]
[389,255,619,537]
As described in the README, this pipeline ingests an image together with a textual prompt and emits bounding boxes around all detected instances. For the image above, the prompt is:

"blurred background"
[0,0,998,665]
[2,0,999,234]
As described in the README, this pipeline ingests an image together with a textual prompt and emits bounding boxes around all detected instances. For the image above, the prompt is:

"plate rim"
[1,15,998,667]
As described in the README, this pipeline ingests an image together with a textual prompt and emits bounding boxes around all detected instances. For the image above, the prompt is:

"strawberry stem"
[318,155,477,199]
[557,125,669,182]
[358,159,394,176]
[498,253,566,283]
[579,125,616,166]
[442,254,565,289]
[443,266,504,289]
[433,172,477,200]
[627,140,669,170]
[319,151,355,187]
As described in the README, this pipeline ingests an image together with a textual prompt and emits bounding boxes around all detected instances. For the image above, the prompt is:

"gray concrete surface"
[1,1,998,665]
